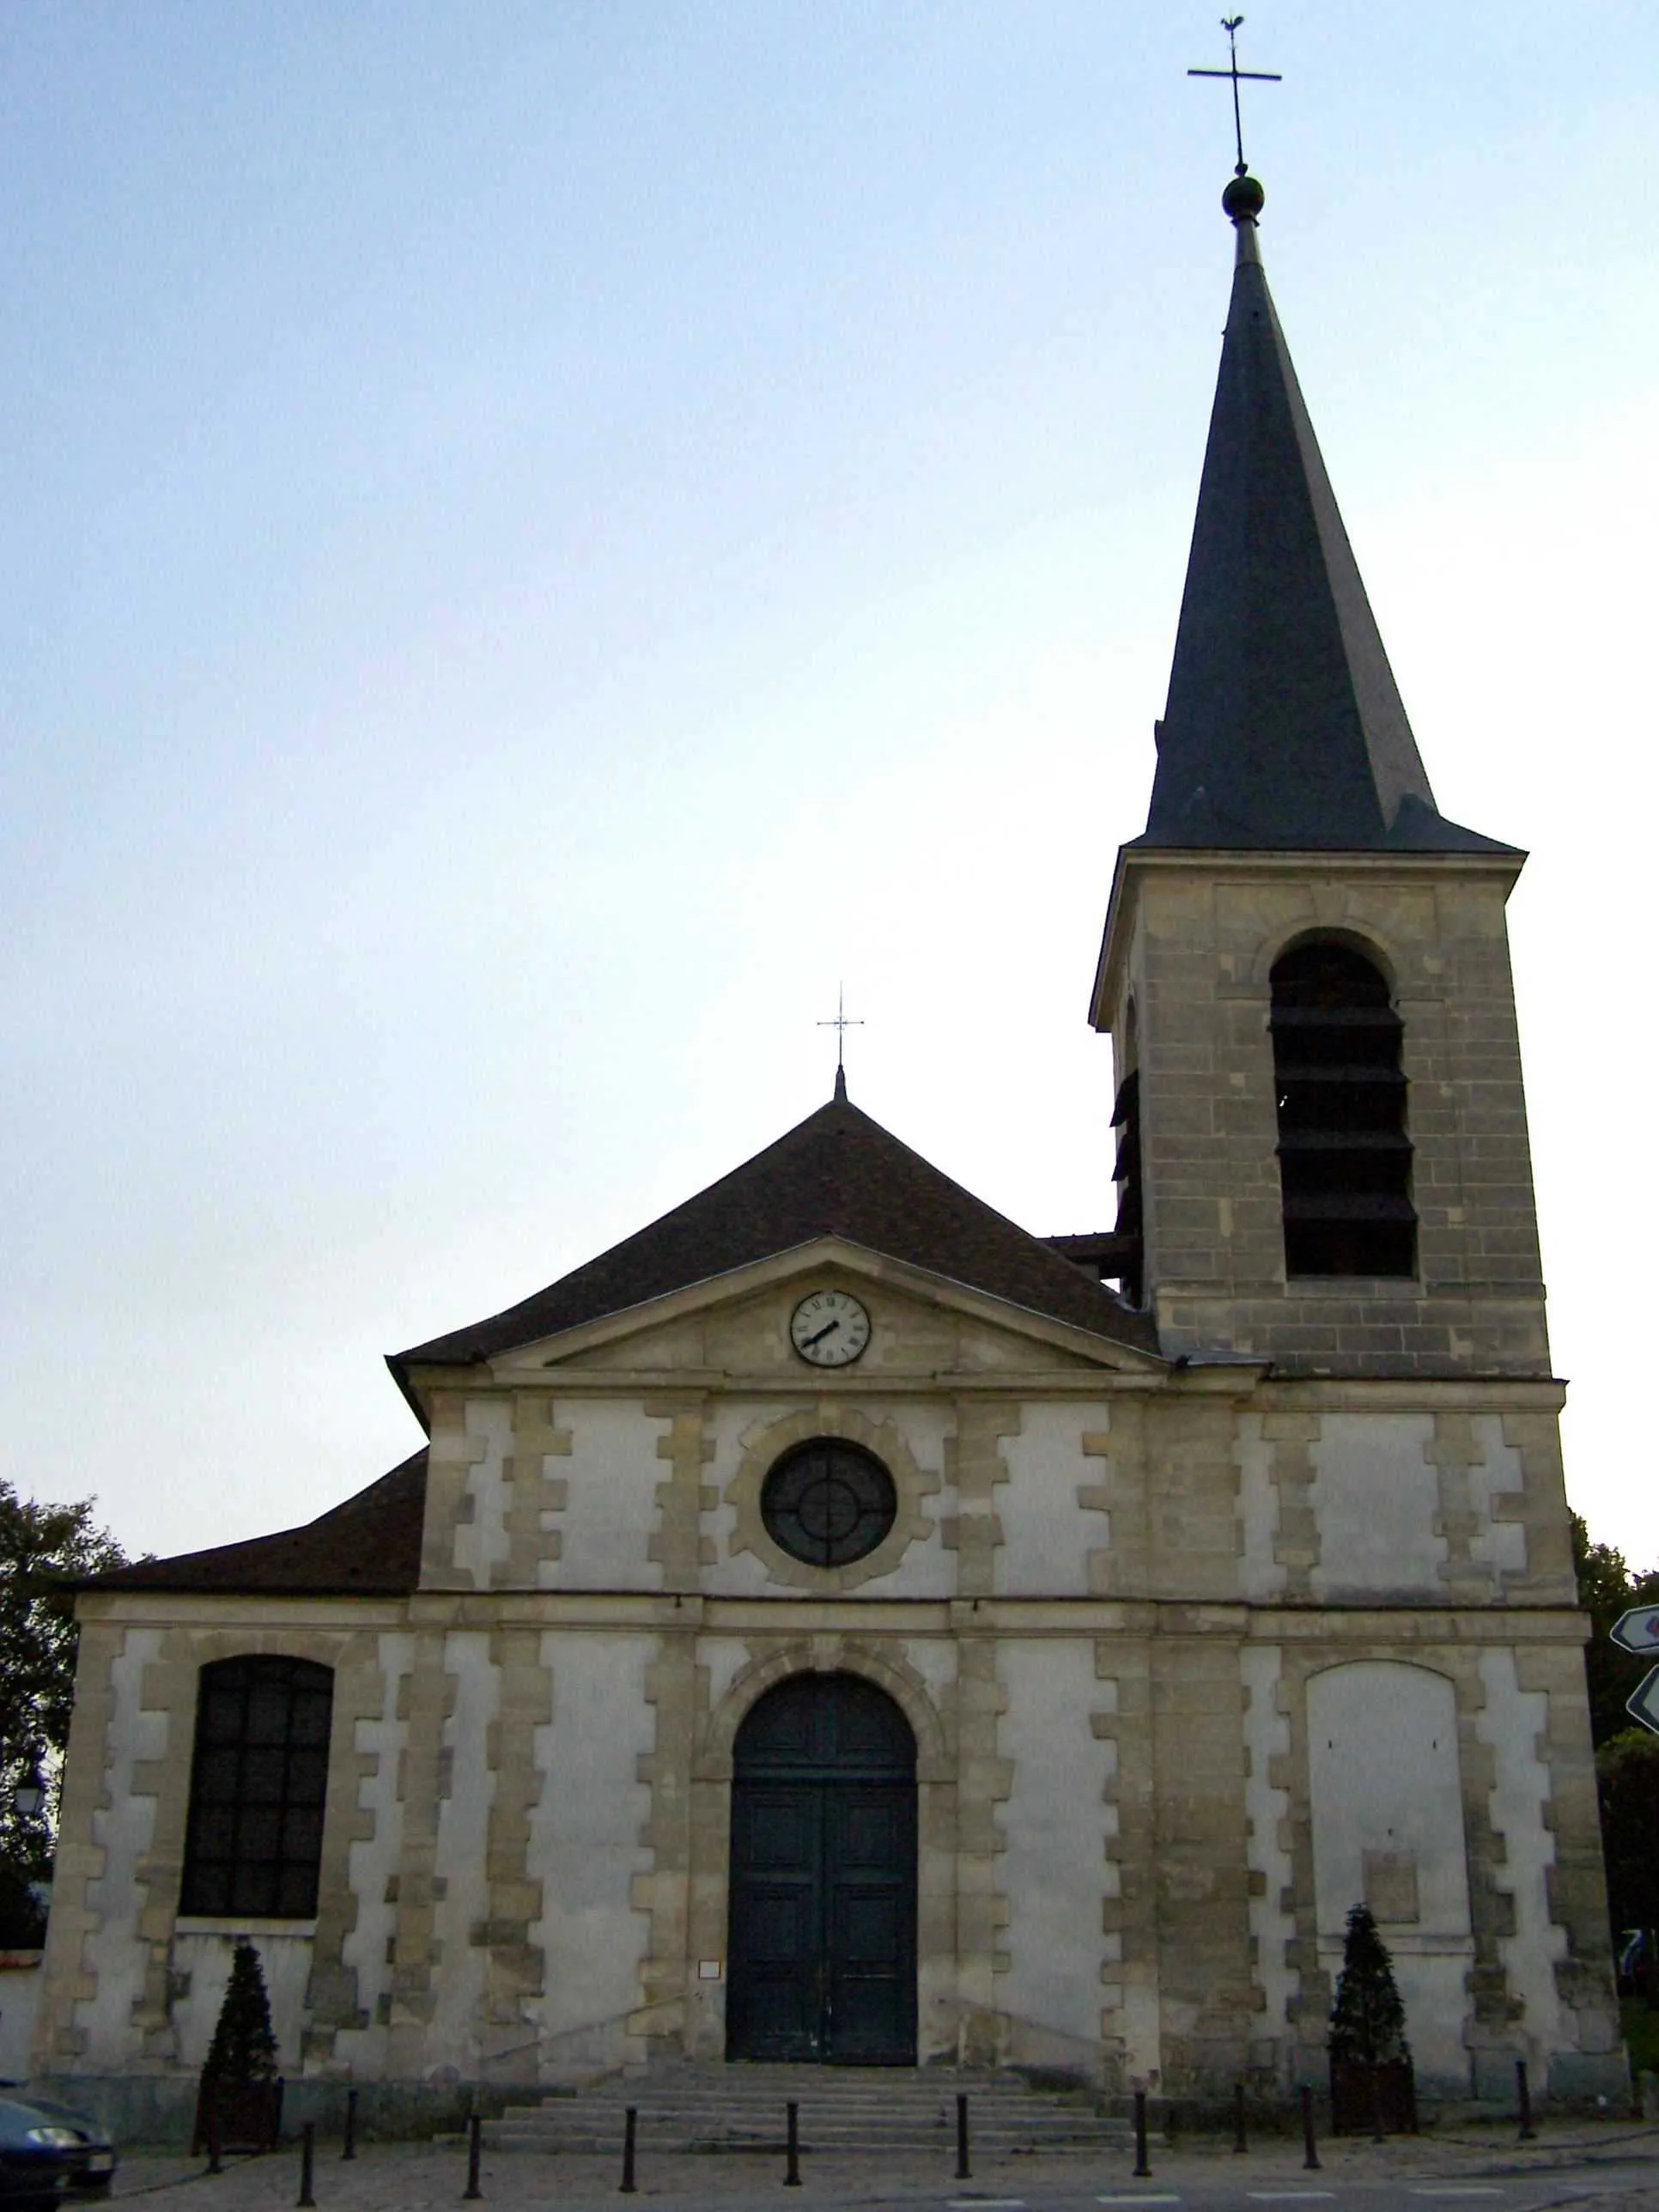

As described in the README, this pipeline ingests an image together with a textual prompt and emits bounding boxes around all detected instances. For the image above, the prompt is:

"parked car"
[0,2091,117,2203]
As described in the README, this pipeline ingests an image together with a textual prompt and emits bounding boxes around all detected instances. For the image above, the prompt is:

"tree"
[1571,1513,1659,1748]
[1595,1728,1659,1938]
[204,1942,279,2087]
[1329,1902,1411,2066]
[0,1478,127,1940]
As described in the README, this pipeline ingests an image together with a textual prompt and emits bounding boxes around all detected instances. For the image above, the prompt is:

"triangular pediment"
[391,1092,1158,1416]
[480,1237,1161,1383]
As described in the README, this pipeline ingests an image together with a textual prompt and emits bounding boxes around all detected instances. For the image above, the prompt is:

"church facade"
[31,179,1625,2123]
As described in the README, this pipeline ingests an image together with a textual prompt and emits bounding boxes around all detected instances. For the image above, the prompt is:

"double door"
[726,1773,916,2063]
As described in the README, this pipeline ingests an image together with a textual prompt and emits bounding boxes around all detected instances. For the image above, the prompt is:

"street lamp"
[13,1777,46,1820]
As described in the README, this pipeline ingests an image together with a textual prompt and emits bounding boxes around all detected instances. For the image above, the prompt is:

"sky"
[3,3,1656,1570]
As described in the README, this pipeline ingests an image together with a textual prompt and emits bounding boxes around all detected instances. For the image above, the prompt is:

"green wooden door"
[726,1674,917,2063]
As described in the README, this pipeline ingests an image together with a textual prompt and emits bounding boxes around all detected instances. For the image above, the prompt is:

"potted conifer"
[191,1940,284,2154]
[1328,1902,1417,2133]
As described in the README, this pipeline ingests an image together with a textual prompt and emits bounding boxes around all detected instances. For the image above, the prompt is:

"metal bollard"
[784,2100,801,2188]
[1232,2081,1248,2154]
[1164,2101,1178,2148]
[1133,2088,1152,2179]
[1370,2063,1386,2144]
[1516,2057,1536,2142]
[343,2088,358,2162]
[463,2112,483,2201]
[1301,2085,1322,2172]
[207,2109,223,2176]
[956,2091,970,2180]
[298,2121,317,2209]
[620,2105,637,2194]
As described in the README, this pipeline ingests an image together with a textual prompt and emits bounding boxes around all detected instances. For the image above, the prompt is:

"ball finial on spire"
[1223,172,1266,224]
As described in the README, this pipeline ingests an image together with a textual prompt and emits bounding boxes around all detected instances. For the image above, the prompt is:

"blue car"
[0,2092,117,2205]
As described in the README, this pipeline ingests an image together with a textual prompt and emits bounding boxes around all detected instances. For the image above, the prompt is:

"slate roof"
[1140,204,1514,855]
[86,1449,428,1596]
[393,1089,1158,1378]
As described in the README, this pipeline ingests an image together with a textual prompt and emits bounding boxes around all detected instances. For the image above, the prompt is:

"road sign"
[1609,1605,1659,1656]
[1628,1664,1659,1737]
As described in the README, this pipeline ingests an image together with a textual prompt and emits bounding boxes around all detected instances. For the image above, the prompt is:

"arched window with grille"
[1270,941,1416,1279]
[179,1656,333,1918]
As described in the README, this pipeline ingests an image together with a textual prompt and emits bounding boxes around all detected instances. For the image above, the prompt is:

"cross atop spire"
[818,984,864,1100]
[1188,15,1280,180]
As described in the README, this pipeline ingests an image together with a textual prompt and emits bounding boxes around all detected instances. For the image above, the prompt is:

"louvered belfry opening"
[1110,1068,1145,1305]
[1270,942,1416,1279]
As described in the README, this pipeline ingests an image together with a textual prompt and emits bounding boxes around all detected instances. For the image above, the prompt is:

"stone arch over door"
[726,1671,917,2064]
[681,1643,958,2067]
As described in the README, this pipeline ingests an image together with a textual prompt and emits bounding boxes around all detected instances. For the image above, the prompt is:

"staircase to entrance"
[489,2065,1129,2156]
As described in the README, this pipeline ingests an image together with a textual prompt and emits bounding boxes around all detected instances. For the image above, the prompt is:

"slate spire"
[1139,177,1507,853]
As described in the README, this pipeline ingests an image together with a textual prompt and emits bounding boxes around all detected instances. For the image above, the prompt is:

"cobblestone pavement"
[106,2123,1659,2212]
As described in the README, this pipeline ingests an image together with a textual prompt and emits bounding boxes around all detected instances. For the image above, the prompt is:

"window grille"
[179,1656,333,1918]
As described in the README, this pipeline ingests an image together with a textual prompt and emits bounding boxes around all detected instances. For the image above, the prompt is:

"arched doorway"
[726,1672,917,2064]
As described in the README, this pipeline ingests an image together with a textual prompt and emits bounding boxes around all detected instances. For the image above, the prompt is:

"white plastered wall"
[997,1404,1111,1596]
[526,1631,653,2071]
[996,1639,1111,2069]
[1310,1415,1444,1600]
[1307,1661,1472,2088]
[547,1401,663,1590]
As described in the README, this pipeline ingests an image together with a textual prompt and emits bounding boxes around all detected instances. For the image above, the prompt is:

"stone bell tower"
[1089,173,1548,1381]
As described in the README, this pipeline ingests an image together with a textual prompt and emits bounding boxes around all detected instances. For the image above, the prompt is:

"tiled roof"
[394,1091,1158,1376]
[86,1449,428,1596]
[1140,212,1514,856]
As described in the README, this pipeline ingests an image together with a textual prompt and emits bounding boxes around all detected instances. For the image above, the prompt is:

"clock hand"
[802,1318,842,1347]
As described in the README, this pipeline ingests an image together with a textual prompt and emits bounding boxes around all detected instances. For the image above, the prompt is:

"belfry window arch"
[1270,939,1416,1278]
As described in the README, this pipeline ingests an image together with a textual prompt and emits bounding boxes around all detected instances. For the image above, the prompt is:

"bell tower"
[1090,174,1549,1377]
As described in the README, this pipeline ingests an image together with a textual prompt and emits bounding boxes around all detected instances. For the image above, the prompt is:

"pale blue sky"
[3,3,1656,1565]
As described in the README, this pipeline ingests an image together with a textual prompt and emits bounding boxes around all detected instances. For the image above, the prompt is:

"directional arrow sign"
[1609,1605,1659,1656]
[1628,1665,1659,1737]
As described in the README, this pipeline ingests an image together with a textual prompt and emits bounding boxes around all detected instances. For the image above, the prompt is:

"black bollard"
[1516,2057,1536,2143]
[621,2105,637,2195]
[1164,2102,1178,2149]
[1300,2085,1322,2172]
[343,2088,358,2163]
[956,2092,970,2180]
[298,2121,317,2209]
[1370,2063,1386,2144]
[1133,2089,1152,2179]
[463,2112,483,2201]
[785,2100,801,2188]
[1232,2081,1248,2154]
[207,2108,223,2177]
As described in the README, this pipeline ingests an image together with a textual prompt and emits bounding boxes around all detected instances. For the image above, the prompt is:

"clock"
[789,1288,872,1368]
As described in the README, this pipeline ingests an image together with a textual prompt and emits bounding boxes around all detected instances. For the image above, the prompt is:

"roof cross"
[818,984,864,1097]
[1188,15,1281,178]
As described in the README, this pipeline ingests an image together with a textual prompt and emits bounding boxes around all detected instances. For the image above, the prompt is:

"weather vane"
[1188,15,1281,178]
[818,984,864,1090]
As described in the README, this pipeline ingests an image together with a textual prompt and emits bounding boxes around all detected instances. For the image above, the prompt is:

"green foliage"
[1328,1902,1411,2065]
[204,1942,279,2085]
[1572,1513,1659,1748]
[0,1478,127,1936]
[1595,1728,1659,1935]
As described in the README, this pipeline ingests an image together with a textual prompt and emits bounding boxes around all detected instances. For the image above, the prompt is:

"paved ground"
[105,2122,1659,2212]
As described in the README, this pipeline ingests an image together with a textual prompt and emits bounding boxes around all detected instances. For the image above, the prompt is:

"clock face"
[789,1288,872,1368]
